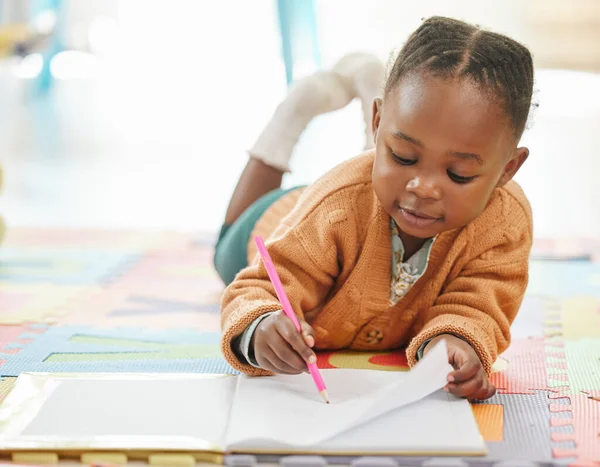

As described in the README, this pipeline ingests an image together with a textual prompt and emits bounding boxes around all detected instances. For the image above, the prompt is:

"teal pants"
[213,186,303,286]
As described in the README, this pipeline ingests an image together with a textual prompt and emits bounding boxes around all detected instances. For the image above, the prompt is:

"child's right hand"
[251,310,317,374]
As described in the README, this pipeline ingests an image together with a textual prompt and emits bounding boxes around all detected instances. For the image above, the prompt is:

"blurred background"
[0,0,598,239]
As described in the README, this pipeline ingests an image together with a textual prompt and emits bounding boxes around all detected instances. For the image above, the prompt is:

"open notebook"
[0,341,486,459]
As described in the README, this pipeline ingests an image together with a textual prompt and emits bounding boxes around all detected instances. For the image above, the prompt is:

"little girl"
[215,16,534,401]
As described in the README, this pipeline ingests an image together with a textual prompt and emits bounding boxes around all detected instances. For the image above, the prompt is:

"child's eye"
[448,171,476,184]
[391,152,416,166]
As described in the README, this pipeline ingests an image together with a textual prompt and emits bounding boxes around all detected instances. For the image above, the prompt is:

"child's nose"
[406,176,442,200]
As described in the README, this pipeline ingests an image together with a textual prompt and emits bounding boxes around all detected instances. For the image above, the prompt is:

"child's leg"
[248,70,354,174]
[224,70,354,226]
[333,52,386,149]
[215,183,302,285]
[224,158,284,226]
[222,65,358,228]
[225,53,384,225]
[215,54,384,285]
[215,70,353,285]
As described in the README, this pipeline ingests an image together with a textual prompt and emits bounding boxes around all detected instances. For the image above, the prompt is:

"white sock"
[249,71,353,172]
[332,53,385,149]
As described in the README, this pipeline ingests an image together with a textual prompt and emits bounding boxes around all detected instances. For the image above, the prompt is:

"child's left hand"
[424,334,496,401]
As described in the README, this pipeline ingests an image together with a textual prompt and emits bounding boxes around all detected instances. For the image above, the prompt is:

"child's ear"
[372,98,383,143]
[497,147,529,187]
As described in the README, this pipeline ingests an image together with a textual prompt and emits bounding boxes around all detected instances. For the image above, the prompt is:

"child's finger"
[446,376,485,398]
[448,359,478,383]
[266,342,305,374]
[300,320,316,348]
[257,344,301,375]
[276,319,316,364]
[467,380,496,401]
[482,381,497,400]
[269,332,308,372]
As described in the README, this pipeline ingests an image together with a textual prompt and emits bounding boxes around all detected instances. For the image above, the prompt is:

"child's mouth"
[399,207,439,228]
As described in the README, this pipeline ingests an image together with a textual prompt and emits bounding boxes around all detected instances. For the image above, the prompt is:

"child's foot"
[332,52,385,149]
[249,71,353,173]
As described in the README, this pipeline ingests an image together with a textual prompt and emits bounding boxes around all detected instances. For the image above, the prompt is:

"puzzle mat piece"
[547,338,600,394]
[528,261,600,298]
[0,324,48,369]
[116,249,219,278]
[543,297,600,339]
[316,350,507,374]
[471,404,503,442]
[0,377,16,404]
[108,263,224,300]
[481,391,572,462]
[0,248,140,285]
[2,227,200,251]
[0,326,235,376]
[92,247,225,303]
[550,393,600,465]
[57,288,221,331]
[491,338,552,394]
[111,268,223,295]
[0,284,97,324]
[110,275,225,304]
[0,323,48,345]
[112,252,224,294]
[510,295,547,339]
[111,250,225,296]
[317,350,409,372]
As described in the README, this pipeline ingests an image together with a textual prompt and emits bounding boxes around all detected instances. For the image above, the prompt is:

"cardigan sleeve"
[220,192,350,375]
[406,211,532,375]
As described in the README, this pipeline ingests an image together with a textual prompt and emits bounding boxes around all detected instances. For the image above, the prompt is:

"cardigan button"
[366,329,383,344]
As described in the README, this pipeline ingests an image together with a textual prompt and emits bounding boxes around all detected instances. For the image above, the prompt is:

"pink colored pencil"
[254,235,329,403]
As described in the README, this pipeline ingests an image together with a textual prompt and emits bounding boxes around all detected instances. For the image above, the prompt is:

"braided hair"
[385,16,535,139]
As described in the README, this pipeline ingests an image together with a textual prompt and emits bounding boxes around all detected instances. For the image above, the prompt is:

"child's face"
[372,73,529,240]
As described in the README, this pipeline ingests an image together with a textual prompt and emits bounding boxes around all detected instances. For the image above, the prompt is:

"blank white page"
[226,341,462,449]
[316,390,484,455]
[231,391,485,456]
[0,374,236,451]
